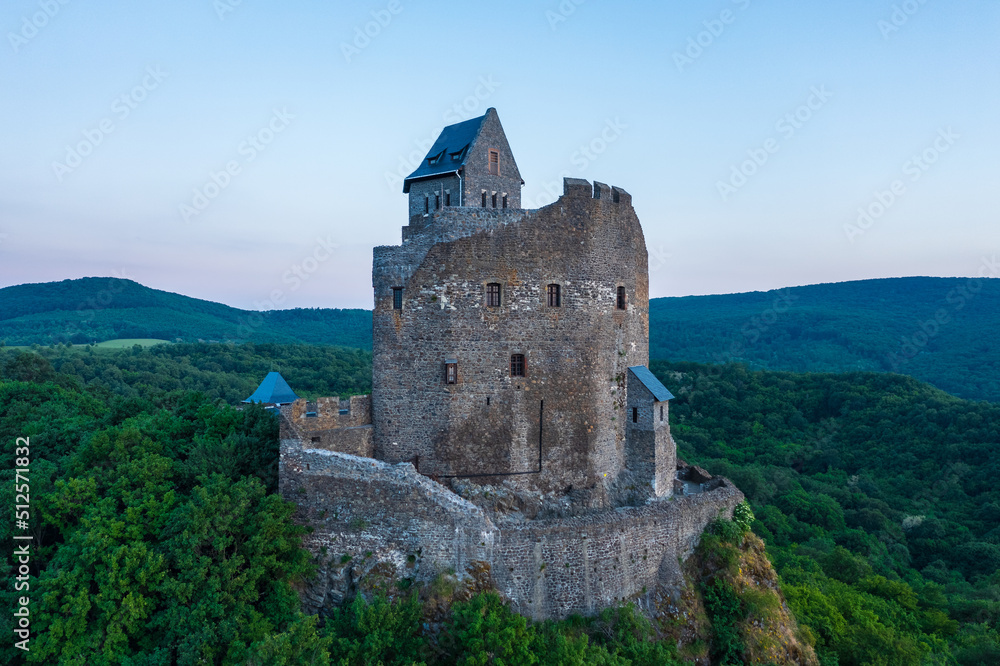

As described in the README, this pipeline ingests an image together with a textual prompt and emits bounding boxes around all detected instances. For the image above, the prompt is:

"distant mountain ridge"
[2,275,998,401]
[0,277,372,349]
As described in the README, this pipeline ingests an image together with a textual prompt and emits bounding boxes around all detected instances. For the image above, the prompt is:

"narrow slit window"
[547,283,561,307]
[435,193,441,210]
[486,282,501,307]
[510,354,525,377]
[445,361,457,385]
[502,193,508,209]
[489,149,499,175]
[424,196,429,214]
[445,191,451,206]
[660,405,664,422]
[632,407,638,423]
[616,286,626,310]
[392,287,403,310]
[481,191,487,207]
[491,192,497,208]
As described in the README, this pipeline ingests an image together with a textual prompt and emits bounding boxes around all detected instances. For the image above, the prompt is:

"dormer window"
[427,149,445,166]
[489,149,499,175]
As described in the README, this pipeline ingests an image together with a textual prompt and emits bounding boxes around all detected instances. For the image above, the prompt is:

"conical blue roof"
[244,372,298,405]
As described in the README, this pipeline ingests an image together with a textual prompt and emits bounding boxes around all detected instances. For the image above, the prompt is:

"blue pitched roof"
[628,366,675,402]
[243,372,298,405]
[402,113,488,193]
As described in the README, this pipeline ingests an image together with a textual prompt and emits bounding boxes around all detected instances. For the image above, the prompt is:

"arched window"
[486,283,501,307]
[547,284,561,307]
[510,354,525,377]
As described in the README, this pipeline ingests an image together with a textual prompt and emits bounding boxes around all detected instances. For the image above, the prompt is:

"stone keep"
[372,108,668,505]
[278,108,745,620]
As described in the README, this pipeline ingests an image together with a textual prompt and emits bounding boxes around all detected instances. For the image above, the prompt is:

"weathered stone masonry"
[278,108,743,620]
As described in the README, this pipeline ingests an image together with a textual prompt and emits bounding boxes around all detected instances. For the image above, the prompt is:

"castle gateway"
[278,109,741,620]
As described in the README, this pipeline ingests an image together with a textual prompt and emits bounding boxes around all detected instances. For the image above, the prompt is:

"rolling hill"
[2,275,998,401]
[0,277,372,349]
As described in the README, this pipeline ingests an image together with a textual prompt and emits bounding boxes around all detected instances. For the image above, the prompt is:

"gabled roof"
[402,114,487,193]
[628,366,675,402]
[243,371,299,405]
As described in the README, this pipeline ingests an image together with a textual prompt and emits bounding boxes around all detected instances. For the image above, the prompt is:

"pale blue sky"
[1,0,997,309]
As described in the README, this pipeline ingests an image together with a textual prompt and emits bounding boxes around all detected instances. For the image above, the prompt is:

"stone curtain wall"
[492,482,743,621]
[280,442,743,620]
[279,442,498,611]
[282,396,374,457]
[372,178,650,504]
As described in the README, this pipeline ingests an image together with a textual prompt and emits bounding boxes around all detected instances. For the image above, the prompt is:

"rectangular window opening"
[547,283,561,307]
[486,282,501,307]
[502,193,508,209]
[445,361,457,385]
[660,405,664,422]
[481,191,487,207]
[489,149,499,175]
[435,193,441,210]
[445,191,451,206]
[491,192,497,208]
[510,354,526,377]
[424,196,429,214]
[616,286,627,310]
[392,287,403,310]
[632,407,638,423]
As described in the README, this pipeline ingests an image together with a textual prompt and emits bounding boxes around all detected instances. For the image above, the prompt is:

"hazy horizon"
[3,1,998,310]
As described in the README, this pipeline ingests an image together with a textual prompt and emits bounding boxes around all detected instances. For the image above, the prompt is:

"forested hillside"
[3,275,999,402]
[2,344,998,663]
[0,278,371,349]
[649,276,1000,402]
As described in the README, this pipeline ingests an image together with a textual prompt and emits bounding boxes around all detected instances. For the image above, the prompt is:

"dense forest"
[0,278,372,349]
[3,275,999,401]
[2,343,998,663]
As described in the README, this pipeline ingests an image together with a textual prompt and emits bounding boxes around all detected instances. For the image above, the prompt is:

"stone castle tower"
[277,109,742,620]
[372,108,674,504]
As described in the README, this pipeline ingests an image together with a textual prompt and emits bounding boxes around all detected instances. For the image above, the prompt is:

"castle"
[277,108,742,620]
